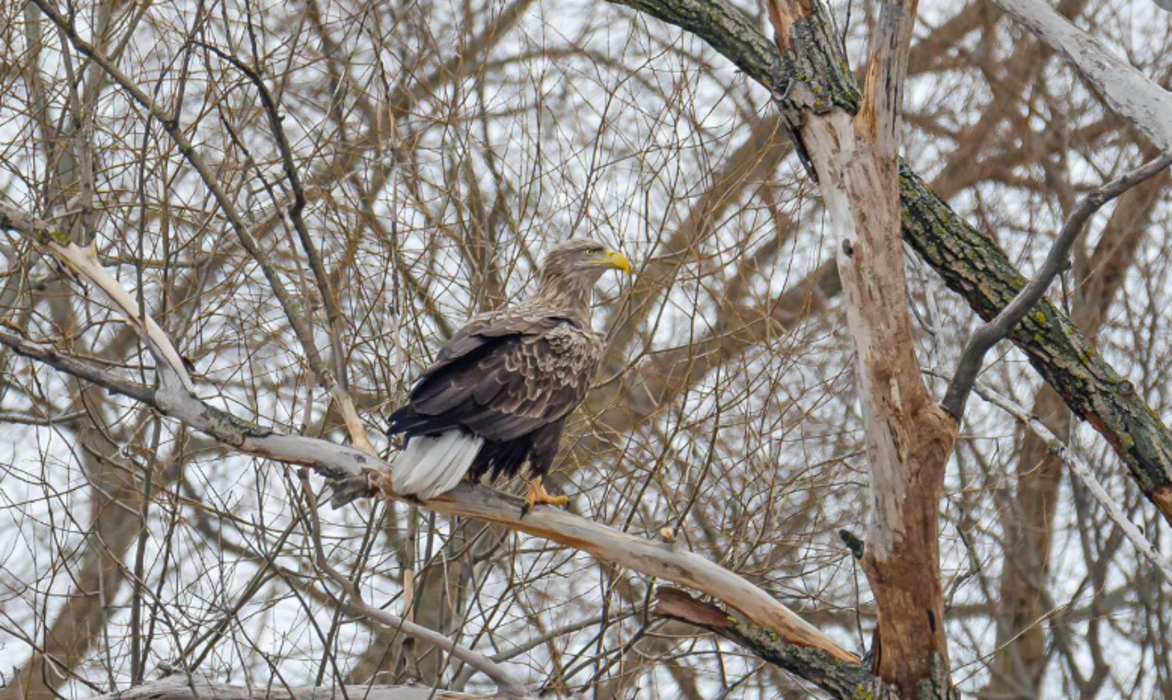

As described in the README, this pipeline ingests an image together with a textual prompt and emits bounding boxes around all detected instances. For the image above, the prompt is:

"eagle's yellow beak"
[592,249,631,274]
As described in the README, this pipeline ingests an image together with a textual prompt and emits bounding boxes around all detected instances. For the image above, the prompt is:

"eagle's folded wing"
[390,314,602,443]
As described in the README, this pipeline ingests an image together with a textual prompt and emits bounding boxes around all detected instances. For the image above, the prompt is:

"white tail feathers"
[392,431,484,499]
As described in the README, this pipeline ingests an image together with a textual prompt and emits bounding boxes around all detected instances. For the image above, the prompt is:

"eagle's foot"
[521,476,569,517]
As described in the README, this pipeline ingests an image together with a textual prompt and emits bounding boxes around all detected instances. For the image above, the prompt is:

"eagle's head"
[541,238,631,283]
[535,238,631,315]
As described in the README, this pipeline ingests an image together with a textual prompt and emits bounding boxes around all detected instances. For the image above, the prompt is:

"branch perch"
[0,322,860,671]
[91,677,528,700]
[0,206,859,683]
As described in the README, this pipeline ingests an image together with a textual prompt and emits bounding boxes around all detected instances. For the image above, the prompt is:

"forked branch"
[0,201,861,691]
[942,153,1172,418]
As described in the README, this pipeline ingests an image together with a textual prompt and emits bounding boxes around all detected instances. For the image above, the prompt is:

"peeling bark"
[759,2,960,697]
[987,0,1172,154]
[604,0,1172,526]
[802,106,959,700]
[654,588,884,698]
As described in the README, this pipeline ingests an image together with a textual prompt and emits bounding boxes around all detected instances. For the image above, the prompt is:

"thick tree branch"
[987,0,1172,154]
[386,480,859,664]
[758,2,958,696]
[654,588,883,699]
[602,0,1172,524]
[91,677,523,700]
[942,152,1172,417]
[857,0,918,159]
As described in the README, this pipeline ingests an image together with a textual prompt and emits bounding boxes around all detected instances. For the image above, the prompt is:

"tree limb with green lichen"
[603,0,1172,524]
[654,587,891,699]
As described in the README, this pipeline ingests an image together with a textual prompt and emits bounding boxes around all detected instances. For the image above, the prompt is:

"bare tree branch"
[972,382,1172,583]
[942,152,1172,417]
[654,588,883,699]
[988,0,1172,154]
[26,0,375,455]
[605,0,1172,527]
[91,677,529,700]
[300,473,533,699]
[0,205,858,689]
[195,40,375,455]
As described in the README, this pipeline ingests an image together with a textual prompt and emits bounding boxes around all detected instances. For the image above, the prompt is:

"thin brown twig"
[298,471,533,698]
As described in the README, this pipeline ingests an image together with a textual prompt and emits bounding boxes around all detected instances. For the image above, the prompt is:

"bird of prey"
[386,238,631,511]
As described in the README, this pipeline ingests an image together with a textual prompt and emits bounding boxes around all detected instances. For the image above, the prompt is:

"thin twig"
[28,0,377,453]
[971,381,1172,583]
[299,472,533,699]
[196,41,374,455]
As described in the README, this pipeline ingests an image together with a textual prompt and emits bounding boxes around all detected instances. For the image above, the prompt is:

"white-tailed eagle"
[386,238,631,510]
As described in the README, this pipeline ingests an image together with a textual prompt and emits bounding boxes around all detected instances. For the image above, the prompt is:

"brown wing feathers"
[387,238,627,494]
[386,314,599,481]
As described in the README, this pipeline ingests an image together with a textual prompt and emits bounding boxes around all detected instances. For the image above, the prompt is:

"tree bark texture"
[602,0,1172,526]
[759,1,959,697]
[655,588,884,698]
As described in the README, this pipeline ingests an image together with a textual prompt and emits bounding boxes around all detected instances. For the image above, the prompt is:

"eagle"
[386,238,631,510]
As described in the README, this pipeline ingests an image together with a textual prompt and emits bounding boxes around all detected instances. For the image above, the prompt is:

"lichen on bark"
[605,0,1172,522]
[899,163,1172,520]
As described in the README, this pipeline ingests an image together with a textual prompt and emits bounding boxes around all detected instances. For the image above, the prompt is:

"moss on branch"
[605,0,1172,521]
[654,588,888,699]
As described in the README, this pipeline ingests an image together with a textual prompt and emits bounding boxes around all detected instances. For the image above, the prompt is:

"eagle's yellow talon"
[524,476,570,513]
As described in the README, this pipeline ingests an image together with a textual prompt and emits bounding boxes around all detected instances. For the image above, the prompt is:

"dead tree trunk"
[762,1,959,696]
